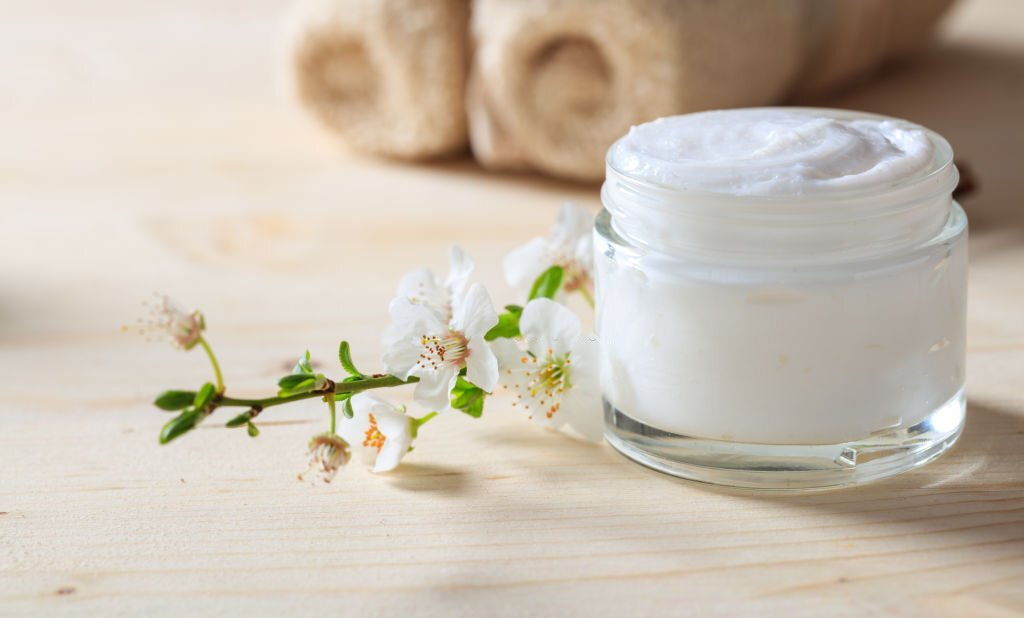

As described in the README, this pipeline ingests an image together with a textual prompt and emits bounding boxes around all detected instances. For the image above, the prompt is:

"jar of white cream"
[596,108,967,490]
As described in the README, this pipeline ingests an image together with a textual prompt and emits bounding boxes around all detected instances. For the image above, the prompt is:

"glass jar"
[596,108,967,490]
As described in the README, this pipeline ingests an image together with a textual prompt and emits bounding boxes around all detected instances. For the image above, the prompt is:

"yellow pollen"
[363,414,385,453]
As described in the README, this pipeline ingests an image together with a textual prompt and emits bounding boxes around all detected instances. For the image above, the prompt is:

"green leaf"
[343,396,355,419]
[292,350,314,375]
[154,390,196,411]
[225,411,251,428]
[278,373,316,390]
[338,341,363,377]
[160,408,202,444]
[485,304,523,341]
[193,382,216,409]
[528,266,564,301]
[450,376,485,418]
[278,381,316,397]
[246,422,260,438]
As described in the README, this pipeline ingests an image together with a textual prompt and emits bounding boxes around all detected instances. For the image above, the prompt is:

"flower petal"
[503,237,551,289]
[563,335,604,442]
[382,332,424,380]
[551,202,594,254]
[395,267,442,308]
[561,385,604,442]
[335,412,367,447]
[520,298,580,358]
[464,335,499,393]
[568,334,600,388]
[491,337,525,382]
[371,409,413,473]
[373,439,407,473]
[412,367,457,410]
[445,245,475,300]
[375,409,412,441]
[388,296,447,334]
[452,283,498,340]
[572,233,594,273]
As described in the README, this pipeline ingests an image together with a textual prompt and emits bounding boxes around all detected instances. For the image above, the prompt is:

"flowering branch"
[156,374,417,414]
[139,202,599,483]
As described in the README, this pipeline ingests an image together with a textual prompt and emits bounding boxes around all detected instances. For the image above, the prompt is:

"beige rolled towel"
[798,0,956,96]
[284,0,469,159]
[467,0,806,182]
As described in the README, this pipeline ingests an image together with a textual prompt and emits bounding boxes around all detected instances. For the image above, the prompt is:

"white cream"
[597,108,966,448]
[608,108,936,196]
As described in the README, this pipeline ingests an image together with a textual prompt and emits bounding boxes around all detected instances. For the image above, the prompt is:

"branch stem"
[198,336,225,394]
[327,394,337,434]
[215,375,417,411]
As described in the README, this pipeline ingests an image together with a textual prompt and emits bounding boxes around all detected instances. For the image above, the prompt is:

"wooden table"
[2,1,1022,615]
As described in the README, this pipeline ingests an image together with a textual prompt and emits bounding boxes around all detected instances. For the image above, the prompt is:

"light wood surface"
[2,1,1022,615]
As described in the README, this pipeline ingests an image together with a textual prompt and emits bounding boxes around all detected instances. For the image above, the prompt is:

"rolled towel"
[798,0,956,96]
[467,0,806,182]
[283,0,469,159]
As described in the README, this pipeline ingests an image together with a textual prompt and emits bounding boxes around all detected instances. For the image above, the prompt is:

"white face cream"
[609,108,936,196]
[596,108,967,490]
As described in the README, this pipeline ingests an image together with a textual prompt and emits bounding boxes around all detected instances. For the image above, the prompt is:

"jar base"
[603,389,965,491]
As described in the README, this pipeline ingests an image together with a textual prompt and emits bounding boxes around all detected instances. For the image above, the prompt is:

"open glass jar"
[596,108,967,490]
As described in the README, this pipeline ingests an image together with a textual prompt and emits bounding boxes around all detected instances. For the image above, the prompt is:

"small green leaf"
[278,373,317,395]
[292,350,314,375]
[246,422,260,438]
[193,382,216,409]
[225,411,251,428]
[279,382,316,397]
[485,304,523,341]
[154,390,196,411]
[343,396,355,419]
[160,408,202,444]
[450,377,485,418]
[338,341,363,377]
[528,266,564,301]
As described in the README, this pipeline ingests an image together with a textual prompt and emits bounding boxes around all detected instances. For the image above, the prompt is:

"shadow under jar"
[596,108,967,490]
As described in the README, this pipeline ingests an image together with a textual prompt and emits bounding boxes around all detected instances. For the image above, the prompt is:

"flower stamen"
[417,331,470,371]
[363,414,386,453]
[506,351,572,420]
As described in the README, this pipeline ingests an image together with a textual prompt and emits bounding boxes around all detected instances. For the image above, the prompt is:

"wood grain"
[1,0,1022,615]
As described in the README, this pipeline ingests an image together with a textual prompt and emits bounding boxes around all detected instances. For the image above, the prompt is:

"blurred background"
[3,0,1021,225]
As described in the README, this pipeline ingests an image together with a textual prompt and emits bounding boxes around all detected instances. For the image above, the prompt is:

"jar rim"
[604,107,957,206]
[601,108,962,264]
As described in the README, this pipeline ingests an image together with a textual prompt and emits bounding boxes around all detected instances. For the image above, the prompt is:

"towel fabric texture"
[284,0,956,180]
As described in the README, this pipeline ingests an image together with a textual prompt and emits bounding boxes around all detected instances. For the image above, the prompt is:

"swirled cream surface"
[608,108,936,196]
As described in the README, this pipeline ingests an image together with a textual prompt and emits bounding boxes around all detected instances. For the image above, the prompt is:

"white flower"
[337,394,414,473]
[384,283,499,410]
[492,298,603,441]
[393,245,474,322]
[504,202,594,299]
[132,295,205,350]
[298,432,351,483]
